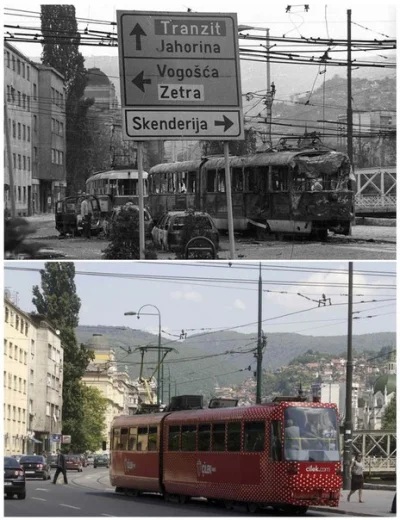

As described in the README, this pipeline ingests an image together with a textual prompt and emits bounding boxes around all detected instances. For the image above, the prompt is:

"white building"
[4,296,63,455]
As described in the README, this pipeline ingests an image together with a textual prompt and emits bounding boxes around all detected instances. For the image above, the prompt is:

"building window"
[13,375,17,390]
[21,62,25,78]
[17,91,21,106]
[22,93,26,109]
[33,83,37,100]
[27,157,31,171]
[27,65,30,80]
[14,345,18,360]
[12,55,16,71]
[16,315,19,329]
[27,95,30,111]
[18,156,21,171]
[23,125,26,140]
[13,154,16,169]
[17,59,21,75]
[46,403,51,416]
[5,307,9,322]
[6,51,10,67]
[27,126,31,142]
[12,121,16,138]
[8,373,12,388]
[25,322,29,336]
[23,157,26,172]
[18,123,21,139]
[48,344,52,359]
[33,115,37,131]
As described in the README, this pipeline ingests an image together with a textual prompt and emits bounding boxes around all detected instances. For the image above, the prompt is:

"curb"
[310,506,394,517]
[355,217,396,227]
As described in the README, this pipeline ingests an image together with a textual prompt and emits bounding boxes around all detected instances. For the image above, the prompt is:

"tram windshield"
[283,407,340,462]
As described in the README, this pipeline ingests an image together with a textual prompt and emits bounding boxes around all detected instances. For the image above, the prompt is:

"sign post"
[117,10,244,256]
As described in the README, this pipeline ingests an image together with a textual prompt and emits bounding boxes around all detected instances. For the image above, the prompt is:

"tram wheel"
[297,506,308,515]
[256,224,272,240]
[178,494,188,504]
[126,489,140,497]
[246,502,259,513]
[224,500,234,510]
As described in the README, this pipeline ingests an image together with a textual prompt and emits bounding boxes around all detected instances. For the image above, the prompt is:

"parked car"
[55,195,102,237]
[93,454,109,468]
[105,203,154,239]
[10,454,25,463]
[151,210,219,253]
[86,455,94,466]
[4,456,26,499]
[48,454,58,469]
[65,454,83,472]
[19,455,51,480]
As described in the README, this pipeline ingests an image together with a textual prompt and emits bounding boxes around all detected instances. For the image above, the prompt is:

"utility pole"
[343,262,354,489]
[266,28,272,146]
[256,263,263,403]
[347,10,354,168]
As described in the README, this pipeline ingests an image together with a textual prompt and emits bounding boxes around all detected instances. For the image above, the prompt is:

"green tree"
[32,262,94,441]
[382,393,396,429]
[40,5,94,193]
[63,384,108,453]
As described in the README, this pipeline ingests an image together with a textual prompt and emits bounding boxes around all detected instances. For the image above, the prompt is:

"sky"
[3,260,397,339]
[3,1,397,61]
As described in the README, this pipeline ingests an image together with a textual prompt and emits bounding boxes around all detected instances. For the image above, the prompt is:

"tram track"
[69,470,113,492]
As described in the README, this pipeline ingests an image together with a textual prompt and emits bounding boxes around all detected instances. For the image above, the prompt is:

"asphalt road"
[10,216,396,261]
[4,467,342,517]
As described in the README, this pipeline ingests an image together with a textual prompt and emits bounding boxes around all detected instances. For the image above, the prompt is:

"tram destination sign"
[117,10,243,140]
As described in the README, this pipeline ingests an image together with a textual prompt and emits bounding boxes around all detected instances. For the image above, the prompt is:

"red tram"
[110,396,342,514]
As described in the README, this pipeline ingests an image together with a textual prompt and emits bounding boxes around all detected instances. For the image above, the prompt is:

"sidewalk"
[311,489,396,516]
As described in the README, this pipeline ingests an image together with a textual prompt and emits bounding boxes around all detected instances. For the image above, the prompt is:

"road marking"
[31,497,46,501]
[35,488,49,491]
[60,504,81,510]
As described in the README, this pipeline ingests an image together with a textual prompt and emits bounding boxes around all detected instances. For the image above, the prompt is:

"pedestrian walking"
[52,449,68,484]
[347,453,364,503]
[81,196,92,239]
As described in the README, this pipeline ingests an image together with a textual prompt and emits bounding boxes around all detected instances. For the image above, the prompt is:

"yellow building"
[82,334,139,449]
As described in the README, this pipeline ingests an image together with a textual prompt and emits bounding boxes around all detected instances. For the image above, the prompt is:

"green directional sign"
[117,10,244,140]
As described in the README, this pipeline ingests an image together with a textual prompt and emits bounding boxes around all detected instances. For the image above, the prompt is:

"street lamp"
[125,304,162,407]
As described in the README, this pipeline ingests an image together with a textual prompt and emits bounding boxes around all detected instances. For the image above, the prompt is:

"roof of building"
[373,373,396,395]
[86,67,110,86]
[85,333,110,350]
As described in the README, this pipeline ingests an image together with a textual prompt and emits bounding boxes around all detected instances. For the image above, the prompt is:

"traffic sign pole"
[137,142,145,259]
[224,142,235,259]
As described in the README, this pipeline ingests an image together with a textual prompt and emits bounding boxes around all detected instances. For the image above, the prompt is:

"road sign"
[117,10,243,140]
[123,109,242,139]
[61,435,71,444]
[51,434,61,442]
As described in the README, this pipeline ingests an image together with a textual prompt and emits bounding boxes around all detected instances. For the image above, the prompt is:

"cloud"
[170,290,202,303]
[234,299,246,310]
